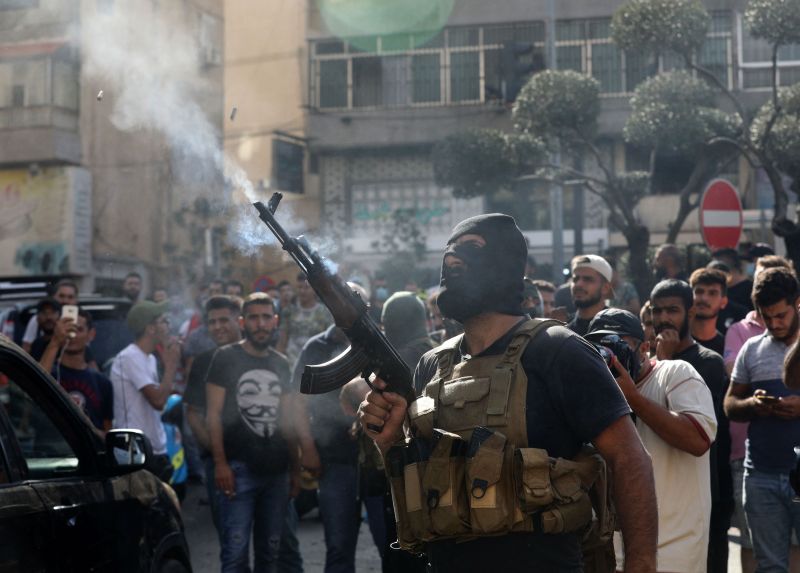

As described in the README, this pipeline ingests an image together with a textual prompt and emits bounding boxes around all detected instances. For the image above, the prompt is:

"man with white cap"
[568,254,614,336]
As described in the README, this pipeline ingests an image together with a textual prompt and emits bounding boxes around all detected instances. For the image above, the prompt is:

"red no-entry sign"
[699,179,743,251]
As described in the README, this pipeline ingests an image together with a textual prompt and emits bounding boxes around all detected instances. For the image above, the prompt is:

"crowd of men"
[11,227,800,573]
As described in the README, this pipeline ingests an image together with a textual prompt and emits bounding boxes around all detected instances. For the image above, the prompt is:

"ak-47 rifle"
[253,193,416,405]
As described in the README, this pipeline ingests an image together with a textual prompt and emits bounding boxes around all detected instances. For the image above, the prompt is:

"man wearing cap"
[586,308,717,573]
[359,214,657,573]
[568,254,614,336]
[110,300,180,480]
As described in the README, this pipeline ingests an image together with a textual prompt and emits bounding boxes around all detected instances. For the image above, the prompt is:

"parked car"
[0,335,192,572]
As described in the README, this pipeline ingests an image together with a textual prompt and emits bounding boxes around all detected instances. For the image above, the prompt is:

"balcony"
[0,44,81,164]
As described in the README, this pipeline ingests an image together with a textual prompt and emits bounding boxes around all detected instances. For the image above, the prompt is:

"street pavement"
[182,483,382,573]
[183,482,742,573]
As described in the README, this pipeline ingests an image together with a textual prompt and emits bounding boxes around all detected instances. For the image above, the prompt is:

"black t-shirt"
[183,349,215,412]
[415,322,631,572]
[292,327,357,465]
[696,331,725,356]
[566,309,604,337]
[716,299,748,335]
[727,279,754,311]
[53,365,113,430]
[673,343,732,505]
[207,343,292,474]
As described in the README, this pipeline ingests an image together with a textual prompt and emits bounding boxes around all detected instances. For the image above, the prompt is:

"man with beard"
[358,214,657,573]
[724,267,800,573]
[653,244,688,282]
[122,272,143,303]
[689,268,729,356]
[206,292,296,573]
[25,298,60,359]
[585,308,717,573]
[567,254,614,336]
[650,279,731,573]
[532,280,557,318]
[22,279,79,354]
[39,309,113,432]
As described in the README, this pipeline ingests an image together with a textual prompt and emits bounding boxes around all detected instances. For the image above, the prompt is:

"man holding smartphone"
[39,308,113,433]
[725,267,800,573]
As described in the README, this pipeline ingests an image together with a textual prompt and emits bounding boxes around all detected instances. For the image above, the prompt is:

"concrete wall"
[223,0,316,208]
[79,0,225,290]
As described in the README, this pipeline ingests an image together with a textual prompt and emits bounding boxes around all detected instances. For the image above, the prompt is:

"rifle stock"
[253,193,416,404]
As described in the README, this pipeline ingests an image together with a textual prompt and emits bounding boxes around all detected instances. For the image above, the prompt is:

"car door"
[0,348,117,572]
[0,410,51,573]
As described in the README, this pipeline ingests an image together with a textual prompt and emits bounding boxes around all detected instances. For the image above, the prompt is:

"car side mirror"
[105,429,151,474]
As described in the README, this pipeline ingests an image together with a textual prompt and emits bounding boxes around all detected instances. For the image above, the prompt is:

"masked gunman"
[358,214,658,573]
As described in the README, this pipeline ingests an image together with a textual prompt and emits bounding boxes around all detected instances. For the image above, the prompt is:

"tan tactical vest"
[387,319,611,554]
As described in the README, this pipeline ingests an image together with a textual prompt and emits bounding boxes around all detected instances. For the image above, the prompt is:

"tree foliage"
[614,0,800,269]
[752,84,800,179]
[611,0,709,56]
[513,70,600,148]
[625,71,740,156]
[745,0,800,46]
[432,128,545,198]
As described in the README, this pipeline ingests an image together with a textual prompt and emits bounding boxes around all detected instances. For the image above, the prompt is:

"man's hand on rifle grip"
[358,377,407,455]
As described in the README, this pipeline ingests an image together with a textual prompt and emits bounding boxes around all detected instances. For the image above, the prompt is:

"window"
[319,60,347,109]
[411,54,441,103]
[450,52,480,102]
[310,15,731,109]
[4,379,79,479]
[11,85,24,107]
[53,61,79,110]
[738,11,800,90]
[311,22,544,110]
[353,57,382,107]
[273,139,304,193]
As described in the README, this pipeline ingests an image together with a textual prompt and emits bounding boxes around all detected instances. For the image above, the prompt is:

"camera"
[591,334,641,380]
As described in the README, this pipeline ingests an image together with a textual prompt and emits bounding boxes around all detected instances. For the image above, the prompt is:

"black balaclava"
[437,213,527,323]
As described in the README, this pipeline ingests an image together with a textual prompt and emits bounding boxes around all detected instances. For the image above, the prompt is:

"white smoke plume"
[80,2,300,255]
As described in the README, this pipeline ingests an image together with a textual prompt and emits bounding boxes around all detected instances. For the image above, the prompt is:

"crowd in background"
[8,237,800,573]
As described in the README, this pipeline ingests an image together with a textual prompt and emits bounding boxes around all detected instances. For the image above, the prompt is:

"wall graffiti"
[0,167,92,276]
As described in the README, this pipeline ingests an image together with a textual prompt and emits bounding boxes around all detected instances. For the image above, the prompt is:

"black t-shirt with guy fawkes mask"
[206,343,292,475]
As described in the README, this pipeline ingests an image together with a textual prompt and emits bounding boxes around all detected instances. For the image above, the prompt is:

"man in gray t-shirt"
[724,267,800,572]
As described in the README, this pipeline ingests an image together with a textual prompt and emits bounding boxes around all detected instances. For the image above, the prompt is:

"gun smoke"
[80,3,312,257]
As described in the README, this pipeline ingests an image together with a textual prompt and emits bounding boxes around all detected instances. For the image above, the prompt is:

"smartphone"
[62,304,79,322]
[756,394,780,404]
[62,304,78,338]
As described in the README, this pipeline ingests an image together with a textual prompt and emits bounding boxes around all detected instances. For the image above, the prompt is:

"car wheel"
[158,559,189,573]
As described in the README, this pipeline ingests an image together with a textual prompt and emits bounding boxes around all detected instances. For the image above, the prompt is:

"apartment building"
[0,0,223,293]
[305,0,798,274]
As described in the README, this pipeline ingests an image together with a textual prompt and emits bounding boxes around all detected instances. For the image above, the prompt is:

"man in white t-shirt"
[110,301,180,480]
[586,306,717,573]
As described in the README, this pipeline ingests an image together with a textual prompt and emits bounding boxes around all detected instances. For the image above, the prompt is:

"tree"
[371,207,433,291]
[433,68,736,297]
[613,0,800,268]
